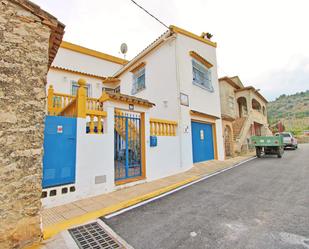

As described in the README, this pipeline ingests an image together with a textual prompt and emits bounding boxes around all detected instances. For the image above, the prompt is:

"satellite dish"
[120,43,128,58]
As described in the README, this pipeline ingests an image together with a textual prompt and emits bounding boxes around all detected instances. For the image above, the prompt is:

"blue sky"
[33,0,309,101]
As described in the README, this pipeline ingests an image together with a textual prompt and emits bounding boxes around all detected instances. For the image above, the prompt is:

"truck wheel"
[256,147,262,158]
[277,149,282,158]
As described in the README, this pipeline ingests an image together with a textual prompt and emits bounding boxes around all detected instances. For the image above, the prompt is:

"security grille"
[69,222,123,249]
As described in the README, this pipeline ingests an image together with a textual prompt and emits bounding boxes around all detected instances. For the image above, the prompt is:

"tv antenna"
[120,43,128,59]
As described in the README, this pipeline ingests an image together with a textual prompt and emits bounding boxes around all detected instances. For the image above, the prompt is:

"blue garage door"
[43,116,77,188]
[191,121,214,163]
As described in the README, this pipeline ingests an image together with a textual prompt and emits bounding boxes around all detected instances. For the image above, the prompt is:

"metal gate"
[43,116,77,188]
[114,110,141,181]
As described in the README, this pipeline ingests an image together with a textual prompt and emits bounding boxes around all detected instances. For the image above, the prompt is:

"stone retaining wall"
[0,1,53,248]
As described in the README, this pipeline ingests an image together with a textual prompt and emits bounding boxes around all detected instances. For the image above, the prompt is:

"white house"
[47,41,128,98]
[43,26,224,207]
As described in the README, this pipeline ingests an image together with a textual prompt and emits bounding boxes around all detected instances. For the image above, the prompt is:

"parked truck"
[275,132,298,149]
[251,135,284,158]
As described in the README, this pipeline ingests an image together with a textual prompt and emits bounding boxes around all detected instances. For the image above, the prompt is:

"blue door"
[43,116,77,188]
[191,121,214,163]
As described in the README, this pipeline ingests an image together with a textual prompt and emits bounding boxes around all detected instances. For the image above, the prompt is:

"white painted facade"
[43,28,226,207]
[119,31,224,170]
[47,45,125,98]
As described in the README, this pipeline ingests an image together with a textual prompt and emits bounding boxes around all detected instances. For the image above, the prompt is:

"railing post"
[97,116,102,134]
[47,85,54,115]
[89,115,94,133]
[76,78,87,118]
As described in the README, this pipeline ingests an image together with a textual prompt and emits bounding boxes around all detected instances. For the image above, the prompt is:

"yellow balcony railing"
[47,78,107,134]
[150,118,177,136]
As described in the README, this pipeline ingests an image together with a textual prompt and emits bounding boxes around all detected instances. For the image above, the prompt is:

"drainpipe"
[173,33,184,168]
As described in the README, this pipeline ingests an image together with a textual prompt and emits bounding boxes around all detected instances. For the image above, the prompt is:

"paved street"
[104,144,309,249]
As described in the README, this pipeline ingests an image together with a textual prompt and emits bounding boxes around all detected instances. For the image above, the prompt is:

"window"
[132,67,145,94]
[192,59,213,92]
[71,81,92,97]
[228,96,234,109]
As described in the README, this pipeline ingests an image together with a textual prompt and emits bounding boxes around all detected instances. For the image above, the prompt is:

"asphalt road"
[104,144,309,249]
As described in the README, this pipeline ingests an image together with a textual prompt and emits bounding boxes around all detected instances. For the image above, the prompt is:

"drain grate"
[69,222,123,249]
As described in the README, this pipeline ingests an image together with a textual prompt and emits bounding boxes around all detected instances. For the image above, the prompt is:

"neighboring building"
[43,26,225,208]
[219,76,272,156]
[0,0,64,248]
[47,41,128,98]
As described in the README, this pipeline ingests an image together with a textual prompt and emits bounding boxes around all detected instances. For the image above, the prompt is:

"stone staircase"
[232,117,247,140]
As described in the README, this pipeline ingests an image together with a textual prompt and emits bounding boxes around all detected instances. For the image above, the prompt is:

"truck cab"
[275,132,298,150]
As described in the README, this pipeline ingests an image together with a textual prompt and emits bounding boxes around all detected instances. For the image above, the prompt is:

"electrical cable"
[130,0,169,29]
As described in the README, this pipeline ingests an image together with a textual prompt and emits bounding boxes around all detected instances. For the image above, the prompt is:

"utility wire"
[130,0,169,29]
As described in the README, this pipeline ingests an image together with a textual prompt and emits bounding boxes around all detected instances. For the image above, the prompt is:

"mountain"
[267,90,309,134]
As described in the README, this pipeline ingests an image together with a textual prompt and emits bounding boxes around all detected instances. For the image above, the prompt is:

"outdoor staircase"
[114,110,139,140]
[232,117,247,140]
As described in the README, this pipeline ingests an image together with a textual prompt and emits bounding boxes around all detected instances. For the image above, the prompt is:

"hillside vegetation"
[267,90,309,135]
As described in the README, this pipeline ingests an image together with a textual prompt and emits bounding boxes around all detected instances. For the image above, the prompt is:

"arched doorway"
[237,97,248,117]
[224,125,233,157]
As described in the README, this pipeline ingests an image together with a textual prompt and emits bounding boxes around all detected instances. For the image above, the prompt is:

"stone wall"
[0,1,53,248]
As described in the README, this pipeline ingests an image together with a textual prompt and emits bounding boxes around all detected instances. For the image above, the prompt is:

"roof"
[229,76,244,88]
[113,25,217,78]
[50,66,106,80]
[169,25,217,48]
[60,41,128,65]
[219,77,241,90]
[100,92,155,108]
[11,0,65,68]
[113,30,172,77]
[235,86,268,103]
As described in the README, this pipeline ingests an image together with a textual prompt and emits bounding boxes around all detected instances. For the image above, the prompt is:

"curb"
[43,156,255,240]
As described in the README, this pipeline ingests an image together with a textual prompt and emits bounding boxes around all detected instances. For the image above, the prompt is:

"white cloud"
[33,0,309,100]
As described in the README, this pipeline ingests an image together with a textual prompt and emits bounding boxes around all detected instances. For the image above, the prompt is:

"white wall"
[42,107,115,208]
[47,69,104,98]
[175,34,225,161]
[52,47,122,77]
[119,37,179,121]
[47,47,124,98]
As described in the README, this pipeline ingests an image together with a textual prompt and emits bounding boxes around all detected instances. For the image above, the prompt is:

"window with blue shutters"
[192,59,214,92]
[132,67,145,94]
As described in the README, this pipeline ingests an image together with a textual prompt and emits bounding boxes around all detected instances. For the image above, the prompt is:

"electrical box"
[150,136,157,147]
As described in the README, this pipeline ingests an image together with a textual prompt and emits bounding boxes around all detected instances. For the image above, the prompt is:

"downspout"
[173,32,184,168]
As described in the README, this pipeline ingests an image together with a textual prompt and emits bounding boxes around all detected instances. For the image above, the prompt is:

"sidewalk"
[42,154,255,240]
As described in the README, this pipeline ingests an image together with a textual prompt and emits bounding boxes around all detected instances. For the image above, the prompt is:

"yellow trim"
[114,38,166,77]
[170,25,217,48]
[141,112,146,178]
[60,41,128,65]
[102,77,120,84]
[76,78,87,118]
[190,110,220,121]
[212,123,218,160]
[149,118,178,125]
[43,176,199,240]
[100,92,154,108]
[149,118,178,136]
[189,51,213,68]
[115,176,146,186]
[50,66,105,80]
[86,109,107,117]
[130,62,146,73]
